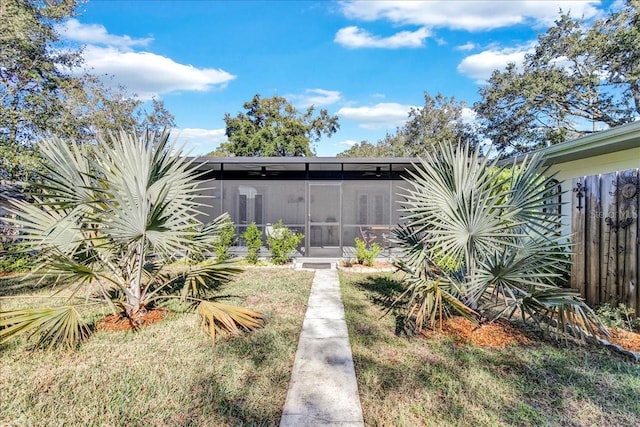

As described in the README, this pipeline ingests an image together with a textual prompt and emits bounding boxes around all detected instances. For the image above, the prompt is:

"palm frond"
[400,143,519,270]
[468,233,571,307]
[391,224,432,273]
[0,305,90,350]
[186,213,234,261]
[505,153,565,236]
[518,288,608,339]
[197,300,264,343]
[396,141,589,339]
[180,261,243,299]
[390,273,476,331]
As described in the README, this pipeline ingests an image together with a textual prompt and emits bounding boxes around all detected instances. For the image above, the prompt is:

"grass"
[0,268,314,426]
[340,272,640,427]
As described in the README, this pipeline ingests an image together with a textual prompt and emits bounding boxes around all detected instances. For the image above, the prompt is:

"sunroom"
[192,157,416,258]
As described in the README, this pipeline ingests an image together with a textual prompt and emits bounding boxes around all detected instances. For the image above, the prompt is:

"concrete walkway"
[280,267,365,426]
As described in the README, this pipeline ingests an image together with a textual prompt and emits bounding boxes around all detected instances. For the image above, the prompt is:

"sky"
[56,0,618,157]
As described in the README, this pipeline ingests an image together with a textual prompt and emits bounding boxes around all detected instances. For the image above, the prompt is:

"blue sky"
[57,0,617,156]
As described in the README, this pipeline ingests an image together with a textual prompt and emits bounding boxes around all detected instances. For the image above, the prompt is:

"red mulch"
[96,308,167,332]
[420,316,532,348]
[421,316,640,354]
[609,328,640,352]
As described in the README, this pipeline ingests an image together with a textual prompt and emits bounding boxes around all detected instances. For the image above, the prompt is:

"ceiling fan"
[247,166,281,177]
[362,166,384,177]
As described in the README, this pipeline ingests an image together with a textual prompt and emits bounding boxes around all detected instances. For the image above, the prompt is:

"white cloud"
[457,46,532,82]
[56,18,153,49]
[337,102,413,129]
[340,1,600,31]
[335,26,430,49]
[455,42,476,51]
[59,20,235,99]
[336,139,360,147]
[77,45,235,100]
[172,128,227,155]
[289,88,342,107]
[460,107,477,124]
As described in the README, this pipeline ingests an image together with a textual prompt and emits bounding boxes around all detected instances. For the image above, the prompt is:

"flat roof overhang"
[190,156,419,180]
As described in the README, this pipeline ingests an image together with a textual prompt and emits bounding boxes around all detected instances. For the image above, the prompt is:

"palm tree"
[393,143,606,338]
[0,130,262,349]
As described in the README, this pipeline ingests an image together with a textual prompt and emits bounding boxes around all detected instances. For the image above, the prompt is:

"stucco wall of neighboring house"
[549,147,640,183]
[548,146,640,237]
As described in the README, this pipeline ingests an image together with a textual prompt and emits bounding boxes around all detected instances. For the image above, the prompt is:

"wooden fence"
[571,168,639,315]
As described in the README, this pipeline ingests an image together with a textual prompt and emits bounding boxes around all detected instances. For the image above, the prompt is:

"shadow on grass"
[179,312,303,426]
[341,273,640,426]
[350,274,405,306]
[178,333,292,425]
[0,274,57,297]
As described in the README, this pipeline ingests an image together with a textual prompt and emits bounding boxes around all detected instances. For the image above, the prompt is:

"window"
[356,191,386,225]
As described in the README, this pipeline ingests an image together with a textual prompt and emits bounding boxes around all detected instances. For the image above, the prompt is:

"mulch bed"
[339,261,395,272]
[96,308,168,332]
[420,316,640,354]
[420,316,533,348]
[609,328,640,352]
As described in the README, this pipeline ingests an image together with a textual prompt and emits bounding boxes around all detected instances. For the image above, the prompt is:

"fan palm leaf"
[0,305,90,350]
[197,301,264,343]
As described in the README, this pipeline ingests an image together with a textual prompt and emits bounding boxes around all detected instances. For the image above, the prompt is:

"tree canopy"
[0,0,79,145]
[339,92,478,157]
[218,94,339,157]
[0,0,175,180]
[475,0,640,152]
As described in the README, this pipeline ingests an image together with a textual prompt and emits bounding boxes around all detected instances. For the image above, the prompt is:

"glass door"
[308,183,341,256]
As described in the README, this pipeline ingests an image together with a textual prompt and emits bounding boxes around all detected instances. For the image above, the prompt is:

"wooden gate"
[571,168,640,315]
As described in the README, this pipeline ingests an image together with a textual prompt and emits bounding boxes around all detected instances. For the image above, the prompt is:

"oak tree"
[475,1,640,152]
[221,94,339,157]
[338,92,478,157]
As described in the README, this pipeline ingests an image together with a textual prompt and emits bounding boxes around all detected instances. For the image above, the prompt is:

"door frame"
[306,182,342,256]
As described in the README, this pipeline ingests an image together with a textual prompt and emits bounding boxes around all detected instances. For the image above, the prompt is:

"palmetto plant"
[394,143,606,338]
[0,130,263,349]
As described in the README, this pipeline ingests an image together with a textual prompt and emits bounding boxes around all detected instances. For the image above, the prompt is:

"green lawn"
[4,268,638,427]
[340,272,640,427]
[0,269,313,427]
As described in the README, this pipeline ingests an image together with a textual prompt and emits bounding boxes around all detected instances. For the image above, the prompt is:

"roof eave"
[541,120,640,164]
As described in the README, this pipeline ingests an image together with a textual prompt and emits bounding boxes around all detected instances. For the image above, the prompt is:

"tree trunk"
[631,81,640,117]
[124,238,146,317]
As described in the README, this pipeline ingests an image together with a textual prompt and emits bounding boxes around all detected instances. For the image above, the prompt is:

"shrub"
[596,303,640,332]
[213,217,236,262]
[266,220,303,265]
[354,237,382,266]
[0,243,34,273]
[242,222,263,264]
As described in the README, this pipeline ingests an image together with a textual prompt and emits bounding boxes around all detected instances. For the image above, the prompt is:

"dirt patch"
[96,308,167,332]
[421,316,532,348]
[609,328,640,352]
